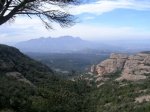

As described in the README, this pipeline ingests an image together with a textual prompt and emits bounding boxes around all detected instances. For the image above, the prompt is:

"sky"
[1,0,150,44]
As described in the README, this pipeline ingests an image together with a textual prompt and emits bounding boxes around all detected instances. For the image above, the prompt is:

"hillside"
[1,45,150,112]
[90,53,150,82]
[0,44,51,72]
[0,44,92,112]
[77,53,150,112]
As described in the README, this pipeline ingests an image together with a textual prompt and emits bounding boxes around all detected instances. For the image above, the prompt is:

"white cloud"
[83,16,95,20]
[1,16,150,44]
[1,0,150,44]
[0,17,52,43]
[47,24,150,41]
[70,0,150,15]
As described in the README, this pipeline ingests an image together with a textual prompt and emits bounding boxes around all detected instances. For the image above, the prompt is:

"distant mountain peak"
[14,36,117,53]
[30,36,82,41]
[56,36,82,40]
[15,36,94,53]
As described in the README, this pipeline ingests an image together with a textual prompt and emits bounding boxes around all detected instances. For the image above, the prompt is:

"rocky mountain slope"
[91,52,150,81]
[0,44,54,85]
[1,44,150,112]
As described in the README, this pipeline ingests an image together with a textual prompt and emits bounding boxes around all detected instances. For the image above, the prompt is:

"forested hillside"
[0,45,150,112]
[0,44,92,112]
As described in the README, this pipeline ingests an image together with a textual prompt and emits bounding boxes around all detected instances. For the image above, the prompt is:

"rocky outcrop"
[91,52,150,81]
[116,74,147,81]
[6,72,34,86]
[135,95,150,103]
[91,53,128,76]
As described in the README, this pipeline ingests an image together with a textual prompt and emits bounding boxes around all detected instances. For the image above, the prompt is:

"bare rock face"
[117,53,150,81]
[116,73,147,81]
[91,52,150,81]
[91,53,128,76]
[110,53,128,59]
[91,65,97,74]
[135,95,150,103]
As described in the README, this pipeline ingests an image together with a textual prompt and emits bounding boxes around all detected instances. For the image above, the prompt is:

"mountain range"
[14,36,150,54]
[14,36,120,53]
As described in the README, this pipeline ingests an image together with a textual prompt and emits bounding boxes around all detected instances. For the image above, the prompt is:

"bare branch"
[0,0,78,28]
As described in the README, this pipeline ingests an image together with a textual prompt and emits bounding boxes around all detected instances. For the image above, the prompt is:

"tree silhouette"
[0,0,78,28]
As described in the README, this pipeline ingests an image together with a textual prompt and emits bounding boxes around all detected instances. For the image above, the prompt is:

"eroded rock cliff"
[91,52,150,81]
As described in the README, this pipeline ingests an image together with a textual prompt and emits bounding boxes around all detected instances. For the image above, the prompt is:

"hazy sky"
[1,0,150,44]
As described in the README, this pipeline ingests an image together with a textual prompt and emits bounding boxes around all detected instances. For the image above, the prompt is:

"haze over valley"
[1,0,150,112]
[13,36,150,54]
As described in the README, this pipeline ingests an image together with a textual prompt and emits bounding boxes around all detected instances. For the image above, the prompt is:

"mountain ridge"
[90,52,150,82]
[0,44,92,112]
[0,44,53,80]
[14,36,119,53]
[1,44,150,112]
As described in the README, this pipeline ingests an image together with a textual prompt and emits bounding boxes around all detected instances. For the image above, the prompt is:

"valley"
[26,52,109,74]
[0,44,150,112]
[1,0,150,111]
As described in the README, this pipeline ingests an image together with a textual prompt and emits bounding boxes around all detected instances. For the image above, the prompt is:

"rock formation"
[91,52,150,81]
[91,53,128,76]
[6,72,34,86]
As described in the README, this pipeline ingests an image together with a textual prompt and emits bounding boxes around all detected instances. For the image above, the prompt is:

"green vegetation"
[27,53,109,73]
[75,72,150,112]
[0,73,92,112]
[1,45,150,112]
[85,79,150,112]
[0,44,92,112]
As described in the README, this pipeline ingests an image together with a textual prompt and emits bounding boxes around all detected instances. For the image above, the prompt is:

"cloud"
[0,17,52,43]
[71,0,150,15]
[1,16,150,44]
[82,16,95,20]
[47,24,150,41]
[1,0,150,44]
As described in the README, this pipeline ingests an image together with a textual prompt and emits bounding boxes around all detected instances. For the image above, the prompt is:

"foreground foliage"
[0,44,150,112]
[0,73,93,112]
[1,72,150,112]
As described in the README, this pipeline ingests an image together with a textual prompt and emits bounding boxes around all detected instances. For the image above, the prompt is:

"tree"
[0,0,78,28]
